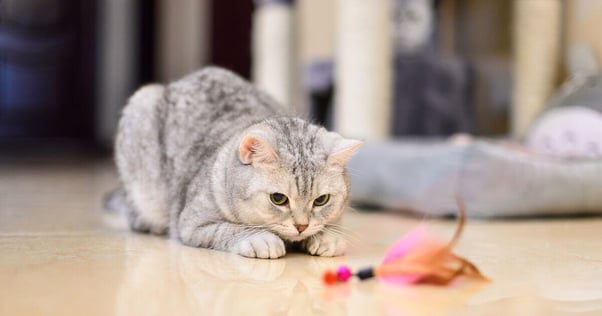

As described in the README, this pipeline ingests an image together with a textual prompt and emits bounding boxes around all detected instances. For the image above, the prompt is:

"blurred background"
[3,2,602,313]
[1,0,602,163]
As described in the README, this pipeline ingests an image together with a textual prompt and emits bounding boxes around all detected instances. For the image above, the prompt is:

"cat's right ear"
[239,134,279,165]
[327,138,363,167]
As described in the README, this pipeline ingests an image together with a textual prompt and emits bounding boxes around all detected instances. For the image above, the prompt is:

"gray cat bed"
[348,139,602,217]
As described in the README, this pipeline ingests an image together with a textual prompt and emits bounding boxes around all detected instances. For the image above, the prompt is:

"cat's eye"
[313,194,330,207]
[270,193,289,206]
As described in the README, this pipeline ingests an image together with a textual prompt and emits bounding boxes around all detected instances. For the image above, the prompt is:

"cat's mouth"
[282,234,310,242]
[273,225,322,242]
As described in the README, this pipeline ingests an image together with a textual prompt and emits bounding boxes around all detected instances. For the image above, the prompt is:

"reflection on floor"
[1,159,601,315]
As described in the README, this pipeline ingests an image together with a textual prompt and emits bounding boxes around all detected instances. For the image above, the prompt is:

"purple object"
[337,266,352,282]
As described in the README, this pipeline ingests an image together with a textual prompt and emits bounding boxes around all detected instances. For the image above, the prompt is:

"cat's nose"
[294,224,308,233]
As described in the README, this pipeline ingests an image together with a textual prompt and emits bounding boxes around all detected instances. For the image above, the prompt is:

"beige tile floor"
[1,159,601,315]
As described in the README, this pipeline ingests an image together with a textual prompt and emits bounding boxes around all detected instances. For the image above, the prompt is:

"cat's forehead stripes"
[266,118,325,197]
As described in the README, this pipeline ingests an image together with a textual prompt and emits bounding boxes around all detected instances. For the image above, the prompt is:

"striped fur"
[115,67,361,258]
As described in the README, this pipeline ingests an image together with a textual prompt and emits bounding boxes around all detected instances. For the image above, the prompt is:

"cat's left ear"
[239,134,279,165]
[327,138,363,167]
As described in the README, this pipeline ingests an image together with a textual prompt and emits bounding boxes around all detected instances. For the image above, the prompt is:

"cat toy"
[323,197,488,286]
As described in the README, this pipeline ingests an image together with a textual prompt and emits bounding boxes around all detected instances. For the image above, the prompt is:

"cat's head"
[222,118,362,242]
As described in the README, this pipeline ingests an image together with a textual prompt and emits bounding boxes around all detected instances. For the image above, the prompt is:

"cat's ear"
[327,138,363,167]
[239,134,279,165]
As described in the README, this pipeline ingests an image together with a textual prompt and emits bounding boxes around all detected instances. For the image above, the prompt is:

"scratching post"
[512,0,562,138]
[156,0,209,82]
[334,0,393,140]
[252,0,297,108]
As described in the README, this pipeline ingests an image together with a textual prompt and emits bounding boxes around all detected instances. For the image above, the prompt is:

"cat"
[113,67,362,259]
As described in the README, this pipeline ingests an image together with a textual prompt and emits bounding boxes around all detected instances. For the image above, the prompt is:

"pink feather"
[375,197,488,285]
[380,226,429,285]
[321,197,488,286]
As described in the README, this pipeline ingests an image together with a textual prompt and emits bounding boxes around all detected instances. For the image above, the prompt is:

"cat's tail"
[103,187,129,214]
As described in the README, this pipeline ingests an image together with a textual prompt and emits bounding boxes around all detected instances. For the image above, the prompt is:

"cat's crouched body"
[115,67,361,258]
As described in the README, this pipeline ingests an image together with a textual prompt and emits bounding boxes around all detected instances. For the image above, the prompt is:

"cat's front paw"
[127,210,168,235]
[231,231,286,259]
[305,233,347,257]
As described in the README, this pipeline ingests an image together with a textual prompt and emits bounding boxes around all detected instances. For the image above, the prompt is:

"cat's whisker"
[346,205,363,214]
[324,225,361,243]
[242,229,272,240]
[325,222,353,229]
[327,228,359,241]
[328,232,359,246]
[343,170,362,177]
[321,228,360,247]
[342,166,368,177]
[325,224,360,240]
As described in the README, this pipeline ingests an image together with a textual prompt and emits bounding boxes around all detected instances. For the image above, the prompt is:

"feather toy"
[322,197,488,286]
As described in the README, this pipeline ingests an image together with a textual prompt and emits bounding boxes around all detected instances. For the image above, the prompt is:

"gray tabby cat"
[114,67,361,258]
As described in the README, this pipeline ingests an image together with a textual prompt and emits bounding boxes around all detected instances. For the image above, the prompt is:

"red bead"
[322,270,338,285]
[337,265,352,282]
